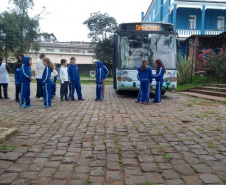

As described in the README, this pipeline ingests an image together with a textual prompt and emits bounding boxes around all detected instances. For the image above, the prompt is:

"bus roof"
[117,22,175,34]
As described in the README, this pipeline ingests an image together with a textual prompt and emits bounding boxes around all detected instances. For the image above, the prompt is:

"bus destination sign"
[136,25,160,31]
[119,23,174,33]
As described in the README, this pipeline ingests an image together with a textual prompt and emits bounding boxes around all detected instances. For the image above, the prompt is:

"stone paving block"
[175,164,195,175]
[183,175,205,185]
[106,171,121,180]
[199,174,222,184]
[165,179,185,185]
[11,179,28,185]
[58,164,73,171]
[50,180,67,185]
[75,166,90,173]
[162,169,180,179]
[90,167,104,176]
[19,171,38,178]
[0,160,13,169]
[0,173,18,184]
[38,168,56,177]
[54,171,72,179]
[144,172,164,184]
[140,163,158,172]
[125,175,146,185]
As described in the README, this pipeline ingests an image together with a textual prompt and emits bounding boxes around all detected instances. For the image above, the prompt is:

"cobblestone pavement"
[0,82,226,185]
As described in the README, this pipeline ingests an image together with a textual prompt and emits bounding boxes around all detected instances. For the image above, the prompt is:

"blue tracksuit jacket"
[68,63,82,100]
[136,66,152,103]
[42,66,53,106]
[19,57,31,106]
[153,67,164,103]
[95,61,109,100]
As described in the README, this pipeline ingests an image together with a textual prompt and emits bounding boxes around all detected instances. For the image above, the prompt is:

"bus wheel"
[116,90,123,95]
[161,90,166,95]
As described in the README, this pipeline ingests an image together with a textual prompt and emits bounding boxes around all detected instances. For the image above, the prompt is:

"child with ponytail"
[41,57,55,107]
[153,59,166,103]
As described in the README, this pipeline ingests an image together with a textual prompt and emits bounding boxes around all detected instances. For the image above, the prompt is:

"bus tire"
[161,90,166,95]
[116,90,123,95]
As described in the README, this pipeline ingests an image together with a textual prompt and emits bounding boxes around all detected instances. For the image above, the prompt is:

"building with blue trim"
[142,0,226,57]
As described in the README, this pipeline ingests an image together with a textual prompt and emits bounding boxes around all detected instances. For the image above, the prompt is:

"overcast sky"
[0,0,152,42]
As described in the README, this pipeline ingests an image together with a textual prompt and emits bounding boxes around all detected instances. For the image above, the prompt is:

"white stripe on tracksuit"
[22,65,30,78]
[20,82,23,105]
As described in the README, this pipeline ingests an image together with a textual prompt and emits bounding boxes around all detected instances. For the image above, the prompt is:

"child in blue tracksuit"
[68,57,84,101]
[19,57,33,108]
[51,69,58,98]
[14,62,23,101]
[153,59,166,103]
[95,61,109,101]
[136,59,152,104]
[41,57,54,107]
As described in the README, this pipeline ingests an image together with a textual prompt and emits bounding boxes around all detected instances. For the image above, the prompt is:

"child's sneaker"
[40,105,49,108]
[39,97,43,100]
[20,104,26,108]
[26,104,34,107]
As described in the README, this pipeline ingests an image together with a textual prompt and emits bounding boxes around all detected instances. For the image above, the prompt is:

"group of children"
[12,54,109,108]
[1,54,165,107]
[136,59,166,104]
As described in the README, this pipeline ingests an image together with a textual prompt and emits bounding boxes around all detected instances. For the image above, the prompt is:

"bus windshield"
[119,33,176,69]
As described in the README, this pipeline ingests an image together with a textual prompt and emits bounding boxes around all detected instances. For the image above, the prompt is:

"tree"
[83,12,117,64]
[94,39,114,64]
[0,12,21,61]
[83,11,117,42]
[0,0,57,61]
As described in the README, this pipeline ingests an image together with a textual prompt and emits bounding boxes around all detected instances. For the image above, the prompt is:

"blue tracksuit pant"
[43,80,52,106]
[51,81,56,96]
[70,81,82,100]
[137,88,141,102]
[140,81,150,103]
[96,83,103,100]
[20,82,31,106]
[154,81,163,103]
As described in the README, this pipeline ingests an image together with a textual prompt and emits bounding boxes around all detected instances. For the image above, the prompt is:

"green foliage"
[177,52,191,84]
[83,11,117,42]
[0,0,57,61]
[163,154,172,161]
[0,143,16,151]
[94,38,114,65]
[197,48,226,82]
[84,12,117,65]
[0,11,21,59]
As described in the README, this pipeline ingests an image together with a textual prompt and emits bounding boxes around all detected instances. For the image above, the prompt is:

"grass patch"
[82,179,91,185]
[137,182,153,185]
[196,128,204,132]
[114,138,121,149]
[0,143,16,151]
[163,154,172,161]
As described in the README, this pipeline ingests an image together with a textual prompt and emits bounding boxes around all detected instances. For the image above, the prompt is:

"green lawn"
[176,75,221,92]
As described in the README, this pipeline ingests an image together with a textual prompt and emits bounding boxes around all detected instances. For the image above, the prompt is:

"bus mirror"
[177,39,180,49]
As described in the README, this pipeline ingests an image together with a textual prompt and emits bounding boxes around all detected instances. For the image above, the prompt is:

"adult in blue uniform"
[153,59,166,103]
[19,57,33,107]
[95,61,109,101]
[136,59,152,104]
[42,57,54,107]
[68,57,84,101]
